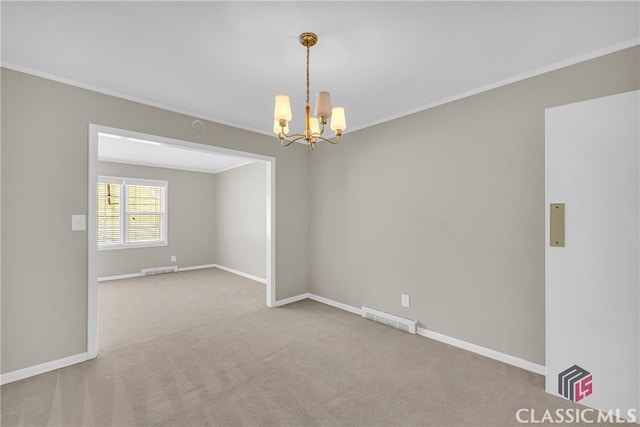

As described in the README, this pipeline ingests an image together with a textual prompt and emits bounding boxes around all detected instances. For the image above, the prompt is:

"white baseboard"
[278,293,545,375]
[98,272,141,282]
[416,327,545,375]
[307,293,363,316]
[271,293,363,313]
[1,352,88,385]
[213,264,267,284]
[273,292,310,307]
[177,263,217,272]
[99,264,217,282]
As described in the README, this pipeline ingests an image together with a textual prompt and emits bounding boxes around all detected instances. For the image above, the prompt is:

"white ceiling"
[2,1,639,137]
[98,132,254,174]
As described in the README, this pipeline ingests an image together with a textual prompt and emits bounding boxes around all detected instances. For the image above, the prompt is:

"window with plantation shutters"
[97,176,167,249]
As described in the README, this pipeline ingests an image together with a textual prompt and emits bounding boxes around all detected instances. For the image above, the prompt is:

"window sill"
[98,241,168,251]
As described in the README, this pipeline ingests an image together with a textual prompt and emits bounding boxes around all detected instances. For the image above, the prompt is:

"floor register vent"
[361,306,417,334]
[141,265,178,276]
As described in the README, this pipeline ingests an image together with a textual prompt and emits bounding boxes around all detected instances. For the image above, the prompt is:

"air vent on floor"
[361,306,417,334]
[140,265,178,276]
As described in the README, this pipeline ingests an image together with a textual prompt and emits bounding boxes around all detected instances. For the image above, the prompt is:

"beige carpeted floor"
[1,268,616,426]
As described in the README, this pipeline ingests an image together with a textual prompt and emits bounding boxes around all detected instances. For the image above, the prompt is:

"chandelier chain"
[305,43,310,107]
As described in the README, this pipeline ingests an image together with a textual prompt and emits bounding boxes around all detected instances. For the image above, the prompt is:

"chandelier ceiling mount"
[299,32,318,48]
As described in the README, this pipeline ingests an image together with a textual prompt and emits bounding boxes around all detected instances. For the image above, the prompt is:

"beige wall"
[215,161,267,279]
[1,68,309,374]
[308,46,640,365]
[97,161,217,278]
[2,46,638,375]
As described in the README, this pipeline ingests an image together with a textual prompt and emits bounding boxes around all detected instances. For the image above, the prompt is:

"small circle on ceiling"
[191,119,205,132]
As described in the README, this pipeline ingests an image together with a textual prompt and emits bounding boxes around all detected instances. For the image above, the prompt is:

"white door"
[545,90,639,420]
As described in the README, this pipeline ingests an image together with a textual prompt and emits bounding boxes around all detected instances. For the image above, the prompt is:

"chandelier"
[273,32,346,150]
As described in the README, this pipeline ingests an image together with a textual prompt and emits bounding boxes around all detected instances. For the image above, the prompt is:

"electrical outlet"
[171,255,176,262]
[401,294,410,308]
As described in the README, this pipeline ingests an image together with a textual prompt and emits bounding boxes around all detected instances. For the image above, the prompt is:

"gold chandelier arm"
[318,121,326,135]
[279,133,308,147]
[312,133,341,145]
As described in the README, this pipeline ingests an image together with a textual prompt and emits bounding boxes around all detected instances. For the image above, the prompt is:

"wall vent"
[361,306,417,334]
[140,265,178,276]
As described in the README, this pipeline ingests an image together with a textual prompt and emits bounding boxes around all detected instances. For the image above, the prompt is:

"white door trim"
[88,124,276,359]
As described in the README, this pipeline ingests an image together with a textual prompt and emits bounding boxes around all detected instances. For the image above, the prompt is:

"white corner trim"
[307,293,363,316]
[4,62,270,137]
[1,352,89,385]
[347,38,640,133]
[213,264,267,284]
[416,327,546,375]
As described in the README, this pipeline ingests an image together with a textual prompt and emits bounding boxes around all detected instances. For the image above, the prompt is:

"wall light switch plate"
[401,294,410,308]
[171,255,177,262]
[71,214,86,231]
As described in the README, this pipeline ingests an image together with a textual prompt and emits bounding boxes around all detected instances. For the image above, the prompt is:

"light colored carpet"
[1,268,611,426]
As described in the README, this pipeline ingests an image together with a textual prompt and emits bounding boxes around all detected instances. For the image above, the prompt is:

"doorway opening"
[88,124,276,358]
